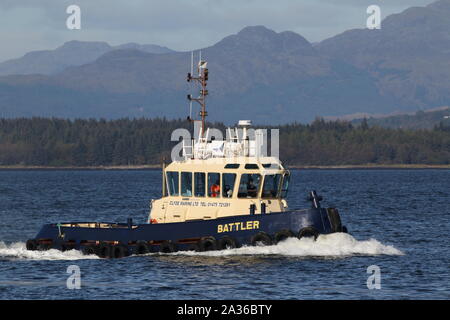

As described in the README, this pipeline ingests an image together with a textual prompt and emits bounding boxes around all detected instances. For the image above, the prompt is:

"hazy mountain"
[350,107,450,130]
[316,0,450,113]
[0,40,174,76]
[114,42,174,54]
[0,26,385,123]
[0,1,450,123]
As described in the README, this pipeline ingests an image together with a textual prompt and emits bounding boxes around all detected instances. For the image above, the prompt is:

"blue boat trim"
[28,206,345,257]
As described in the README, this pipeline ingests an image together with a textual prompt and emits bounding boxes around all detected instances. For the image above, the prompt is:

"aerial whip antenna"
[186,50,209,137]
[189,51,193,120]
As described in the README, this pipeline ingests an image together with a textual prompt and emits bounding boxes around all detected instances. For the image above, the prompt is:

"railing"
[181,127,266,160]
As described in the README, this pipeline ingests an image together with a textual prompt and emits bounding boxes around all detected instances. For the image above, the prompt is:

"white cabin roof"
[182,125,274,161]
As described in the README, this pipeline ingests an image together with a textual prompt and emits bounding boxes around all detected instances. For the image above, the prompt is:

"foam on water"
[170,233,404,257]
[0,242,99,261]
[0,233,403,261]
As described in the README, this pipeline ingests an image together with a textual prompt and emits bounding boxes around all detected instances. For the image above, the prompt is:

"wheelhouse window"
[194,172,205,197]
[208,173,220,197]
[244,164,259,170]
[181,172,192,197]
[238,174,261,198]
[224,164,240,169]
[222,173,236,198]
[280,173,290,198]
[262,163,281,170]
[262,174,282,198]
[166,171,179,196]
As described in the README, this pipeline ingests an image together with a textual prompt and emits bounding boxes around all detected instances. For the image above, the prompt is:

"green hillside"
[0,117,449,167]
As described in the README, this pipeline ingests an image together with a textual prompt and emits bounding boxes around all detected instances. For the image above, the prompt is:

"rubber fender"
[26,239,38,251]
[197,237,217,252]
[298,227,319,241]
[135,241,151,255]
[37,242,52,251]
[60,242,76,252]
[110,244,128,259]
[159,240,177,253]
[274,229,294,244]
[96,242,112,258]
[82,245,97,256]
[187,243,200,252]
[251,232,272,246]
[217,236,238,250]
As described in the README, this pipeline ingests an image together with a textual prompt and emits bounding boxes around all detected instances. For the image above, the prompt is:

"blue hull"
[28,206,345,257]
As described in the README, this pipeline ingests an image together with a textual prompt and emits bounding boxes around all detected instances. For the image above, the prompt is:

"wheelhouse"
[148,149,291,223]
[162,161,290,201]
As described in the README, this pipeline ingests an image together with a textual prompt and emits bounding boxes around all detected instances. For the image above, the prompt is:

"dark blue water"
[0,169,449,299]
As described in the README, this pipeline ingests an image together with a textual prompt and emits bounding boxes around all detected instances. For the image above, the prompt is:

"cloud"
[0,0,437,61]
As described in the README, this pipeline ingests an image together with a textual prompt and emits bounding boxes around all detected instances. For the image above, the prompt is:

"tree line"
[0,117,449,166]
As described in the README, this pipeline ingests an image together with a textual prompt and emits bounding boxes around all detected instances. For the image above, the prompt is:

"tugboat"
[26,57,347,258]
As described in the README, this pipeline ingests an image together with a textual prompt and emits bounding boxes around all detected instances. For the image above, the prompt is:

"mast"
[187,53,209,137]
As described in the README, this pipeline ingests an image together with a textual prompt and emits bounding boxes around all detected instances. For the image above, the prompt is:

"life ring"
[159,240,177,253]
[251,232,272,246]
[197,237,217,252]
[26,239,38,251]
[298,227,319,241]
[274,229,294,244]
[110,244,128,259]
[135,241,151,255]
[210,184,220,197]
[218,236,238,250]
[96,242,112,258]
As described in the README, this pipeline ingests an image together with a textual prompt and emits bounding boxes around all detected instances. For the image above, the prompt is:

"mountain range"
[0,0,449,124]
[349,106,450,129]
[0,41,174,76]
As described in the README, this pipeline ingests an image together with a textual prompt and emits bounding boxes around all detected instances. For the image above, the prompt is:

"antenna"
[186,50,209,137]
[189,52,193,120]
[198,51,202,76]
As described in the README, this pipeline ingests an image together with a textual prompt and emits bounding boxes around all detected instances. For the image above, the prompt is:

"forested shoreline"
[0,117,449,167]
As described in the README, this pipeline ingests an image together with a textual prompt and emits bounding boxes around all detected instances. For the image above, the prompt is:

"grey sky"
[0,0,436,61]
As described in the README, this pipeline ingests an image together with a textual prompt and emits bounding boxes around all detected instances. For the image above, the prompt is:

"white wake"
[0,233,403,260]
[0,242,99,261]
[170,233,404,257]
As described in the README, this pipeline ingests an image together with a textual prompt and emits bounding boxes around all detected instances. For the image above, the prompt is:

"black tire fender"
[96,242,112,258]
[187,243,200,252]
[251,232,272,246]
[135,241,151,255]
[217,236,238,250]
[110,244,128,259]
[37,242,51,251]
[197,237,217,252]
[298,227,319,241]
[274,229,294,244]
[26,239,38,251]
[60,242,76,252]
[159,240,177,253]
[82,245,97,256]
